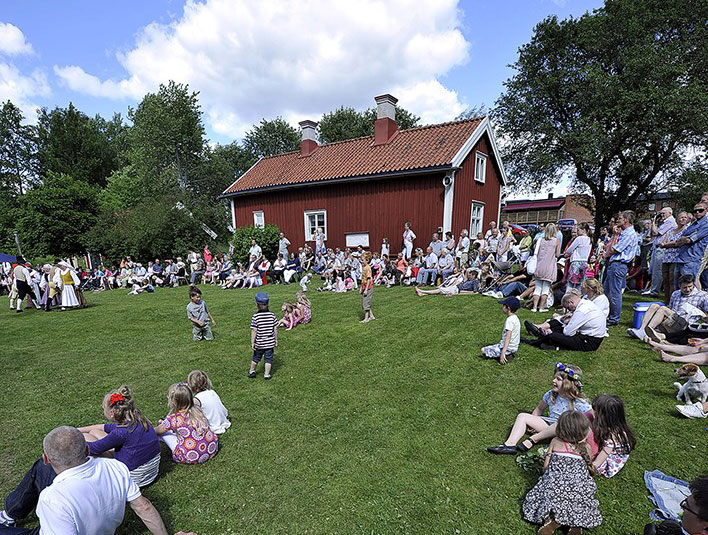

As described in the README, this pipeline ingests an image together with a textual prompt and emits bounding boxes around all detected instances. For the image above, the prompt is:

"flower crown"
[109,393,124,405]
[555,362,582,383]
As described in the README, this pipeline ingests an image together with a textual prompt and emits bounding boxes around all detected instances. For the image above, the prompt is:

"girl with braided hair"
[522,410,602,534]
[79,385,161,487]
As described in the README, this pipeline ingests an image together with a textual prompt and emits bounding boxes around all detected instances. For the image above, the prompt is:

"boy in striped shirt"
[248,291,278,380]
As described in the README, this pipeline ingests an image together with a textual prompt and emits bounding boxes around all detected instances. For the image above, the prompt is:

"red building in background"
[222,94,507,252]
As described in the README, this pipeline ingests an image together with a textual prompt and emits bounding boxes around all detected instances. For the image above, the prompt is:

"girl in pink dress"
[155,383,218,464]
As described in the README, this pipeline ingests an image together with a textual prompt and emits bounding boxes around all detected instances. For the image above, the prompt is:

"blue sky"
[1,0,602,197]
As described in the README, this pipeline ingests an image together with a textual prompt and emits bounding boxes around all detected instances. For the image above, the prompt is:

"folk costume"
[53,262,80,309]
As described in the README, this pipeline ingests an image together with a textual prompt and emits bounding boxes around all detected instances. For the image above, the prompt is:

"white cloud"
[0,62,50,121]
[0,23,34,56]
[53,0,470,138]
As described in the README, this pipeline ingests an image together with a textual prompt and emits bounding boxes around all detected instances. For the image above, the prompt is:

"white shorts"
[440,285,459,296]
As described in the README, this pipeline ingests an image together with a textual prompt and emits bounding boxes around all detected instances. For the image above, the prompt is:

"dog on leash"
[674,363,708,404]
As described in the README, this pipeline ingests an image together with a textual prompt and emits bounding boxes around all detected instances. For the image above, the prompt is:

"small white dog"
[674,363,708,404]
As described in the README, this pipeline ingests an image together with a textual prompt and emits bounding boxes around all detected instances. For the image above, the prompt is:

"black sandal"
[516,437,536,453]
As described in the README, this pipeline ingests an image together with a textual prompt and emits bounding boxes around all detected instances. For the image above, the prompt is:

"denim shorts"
[252,348,274,364]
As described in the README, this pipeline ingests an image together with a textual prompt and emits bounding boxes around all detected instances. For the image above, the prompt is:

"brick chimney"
[299,120,318,157]
[373,94,398,145]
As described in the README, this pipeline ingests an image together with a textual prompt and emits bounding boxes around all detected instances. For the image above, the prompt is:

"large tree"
[319,105,420,144]
[0,101,38,196]
[127,81,206,196]
[243,118,299,159]
[16,173,98,257]
[36,103,121,187]
[493,0,708,231]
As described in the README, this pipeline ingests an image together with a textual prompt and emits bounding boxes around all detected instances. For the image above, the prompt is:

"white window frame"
[474,152,487,183]
[470,202,485,237]
[253,210,264,228]
[304,210,327,242]
[648,203,656,212]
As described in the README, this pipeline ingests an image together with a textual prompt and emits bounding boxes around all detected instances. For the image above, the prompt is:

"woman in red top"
[360,251,375,323]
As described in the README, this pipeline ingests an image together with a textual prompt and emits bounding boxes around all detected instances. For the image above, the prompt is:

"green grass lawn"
[0,283,704,534]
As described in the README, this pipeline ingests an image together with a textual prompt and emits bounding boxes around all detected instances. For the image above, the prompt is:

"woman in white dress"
[403,222,416,260]
[53,261,80,310]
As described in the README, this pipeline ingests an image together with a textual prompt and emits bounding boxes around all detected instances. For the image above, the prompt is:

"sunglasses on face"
[695,208,706,213]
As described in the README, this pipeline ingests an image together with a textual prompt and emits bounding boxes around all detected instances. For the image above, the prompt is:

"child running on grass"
[187,370,231,434]
[186,286,215,341]
[248,292,278,380]
[155,383,218,465]
[481,297,521,364]
[522,410,602,534]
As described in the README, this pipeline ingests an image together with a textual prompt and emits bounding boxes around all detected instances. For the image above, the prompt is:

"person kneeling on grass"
[481,297,521,364]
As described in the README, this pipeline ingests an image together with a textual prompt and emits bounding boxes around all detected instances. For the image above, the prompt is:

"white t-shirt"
[37,457,141,535]
[504,314,521,352]
[196,389,231,434]
[591,294,610,318]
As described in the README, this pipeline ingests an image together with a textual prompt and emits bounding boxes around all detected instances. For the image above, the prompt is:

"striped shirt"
[251,311,277,349]
[610,226,638,263]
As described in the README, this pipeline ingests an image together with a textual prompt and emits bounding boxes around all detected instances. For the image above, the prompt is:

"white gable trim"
[450,117,507,186]
[221,157,263,197]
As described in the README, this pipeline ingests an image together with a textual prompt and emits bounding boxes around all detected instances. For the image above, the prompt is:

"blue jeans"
[2,458,55,532]
[678,261,701,282]
[417,268,436,285]
[500,281,527,297]
[603,261,628,324]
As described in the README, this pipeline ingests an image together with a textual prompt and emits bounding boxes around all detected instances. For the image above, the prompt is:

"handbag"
[526,239,540,275]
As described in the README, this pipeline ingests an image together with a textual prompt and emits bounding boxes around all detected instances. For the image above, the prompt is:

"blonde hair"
[296,290,311,307]
[103,385,151,431]
[167,383,209,433]
[545,223,558,240]
[187,370,212,394]
[581,277,603,297]
[550,364,586,408]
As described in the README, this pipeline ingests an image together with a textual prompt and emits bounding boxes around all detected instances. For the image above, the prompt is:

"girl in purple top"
[79,385,161,487]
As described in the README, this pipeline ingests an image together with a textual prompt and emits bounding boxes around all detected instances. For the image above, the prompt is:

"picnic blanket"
[644,470,691,522]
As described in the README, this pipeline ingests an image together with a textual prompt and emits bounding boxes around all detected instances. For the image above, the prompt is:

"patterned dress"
[522,444,602,529]
[161,412,218,464]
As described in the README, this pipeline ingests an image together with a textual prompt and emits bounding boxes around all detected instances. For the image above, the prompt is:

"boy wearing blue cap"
[248,291,278,380]
[481,297,521,364]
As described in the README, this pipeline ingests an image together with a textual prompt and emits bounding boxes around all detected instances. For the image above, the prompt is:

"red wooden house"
[222,94,507,252]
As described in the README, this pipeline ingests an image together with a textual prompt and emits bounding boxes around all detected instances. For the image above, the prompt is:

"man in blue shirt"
[603,211,638,325]
[675,202,708,284]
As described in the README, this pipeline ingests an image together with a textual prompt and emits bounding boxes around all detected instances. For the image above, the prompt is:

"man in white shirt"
[437,248,455,280]
[456,229,471,266]
[524,292,606,351]
[416,246,439,286]
[0,426,192,535]
[278,233,290,258]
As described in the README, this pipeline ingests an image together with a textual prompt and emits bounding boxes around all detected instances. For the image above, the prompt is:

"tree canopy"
[319,105,420,144]
[493,0,708,229]
[243,118,300,159]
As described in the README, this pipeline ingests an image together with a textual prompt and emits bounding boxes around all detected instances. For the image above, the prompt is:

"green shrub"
[231,224,281,264]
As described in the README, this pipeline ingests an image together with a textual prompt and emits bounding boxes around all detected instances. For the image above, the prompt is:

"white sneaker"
[0,510,15,527]
[676,402,707,419]
[494,291,504,299]
[626,327,645,340]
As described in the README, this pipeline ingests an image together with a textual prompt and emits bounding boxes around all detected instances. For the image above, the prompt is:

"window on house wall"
[474,152,487,183]
[648,203,656,211]
[253,210,264,228]
[304,210,327,241]
[662,201,671,208]
[470,202,485,236]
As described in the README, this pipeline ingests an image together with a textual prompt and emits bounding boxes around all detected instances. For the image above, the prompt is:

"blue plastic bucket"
[633,301,664,329]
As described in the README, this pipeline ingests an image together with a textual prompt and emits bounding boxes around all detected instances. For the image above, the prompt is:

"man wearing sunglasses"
[675,203,708,287]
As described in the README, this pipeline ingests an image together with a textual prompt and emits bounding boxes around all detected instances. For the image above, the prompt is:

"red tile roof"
[503,199,566,211]
[223,118,484,195]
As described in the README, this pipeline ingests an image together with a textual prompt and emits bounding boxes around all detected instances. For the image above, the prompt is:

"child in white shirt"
[187,370,231,434]
[482,297,521,364]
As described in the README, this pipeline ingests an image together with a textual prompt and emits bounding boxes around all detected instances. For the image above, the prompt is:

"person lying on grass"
[481,297,521,364]
[487,362,590,455]
[648,337,708,365]
[414,268,479,297]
